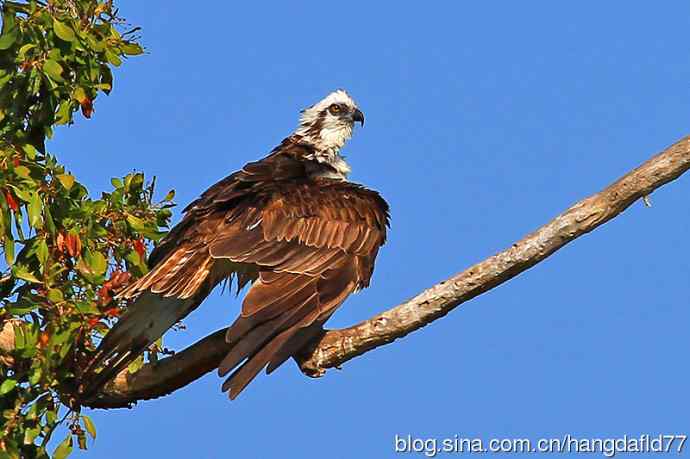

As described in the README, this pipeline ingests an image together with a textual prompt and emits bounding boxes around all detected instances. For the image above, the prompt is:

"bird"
[80,90,390,400]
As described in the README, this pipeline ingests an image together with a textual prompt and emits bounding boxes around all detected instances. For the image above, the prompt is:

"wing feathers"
[222,328,293,399]
[211,182,388,398]
[241,272,314,318]
[219,260,359,398]
[83,148,389,401]
[218,290,318,376]
[80,293,196,399]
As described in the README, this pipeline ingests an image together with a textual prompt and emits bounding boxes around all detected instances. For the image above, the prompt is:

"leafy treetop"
[0,1,171,458]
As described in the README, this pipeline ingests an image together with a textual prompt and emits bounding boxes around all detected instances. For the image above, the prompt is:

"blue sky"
[49,1,690,457]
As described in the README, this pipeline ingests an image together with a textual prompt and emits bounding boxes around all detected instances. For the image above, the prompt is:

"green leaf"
[18,43,36,59]
[0,28,17,50]
[35,238,49,267]
[23,426,41,445]
[22,144,37,160]
[26,397,41,421]
[47,47,63,61]
[53,19,76,42]
[47,288,64,303]
[125,249,148,276]
[73,86,87,103]
[1,10,15,31]
[28,192,43,229]
[164,189,175,201]
[105,49,122,66]
[13,324,25,350]
[82,415,96,440]
[29,367,42,385]
[42,59,64,82]
[100,64,113,94]
[7,301,34,314]
[53,436,73,459]
[75,301,99,314]
[4,237,15,266]
[124,173,134,191]
[121,42,143,55]
[126,214,147,232]
[55,100,72,125]
[13,165,30,178]
[111,177,123,189]
[52,324,78,347]
[44,206,56,234]
[56,173,75,190]
[85,249,107,275]
[31,68,41,94]
[0,379,17,395]
[9,185,31,203]
[12,264,40,283]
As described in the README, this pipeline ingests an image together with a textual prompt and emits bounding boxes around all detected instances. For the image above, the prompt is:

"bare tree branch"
[84,329,229,408]
[3,135,690,409]
[296,136,690,374]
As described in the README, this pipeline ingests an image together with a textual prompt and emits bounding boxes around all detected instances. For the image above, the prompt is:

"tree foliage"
[0,2,169,457]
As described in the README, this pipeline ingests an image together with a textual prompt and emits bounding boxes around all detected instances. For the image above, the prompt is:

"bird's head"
[296,89,364,153]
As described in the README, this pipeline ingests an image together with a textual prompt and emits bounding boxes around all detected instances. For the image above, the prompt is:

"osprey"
[81,90,389,400]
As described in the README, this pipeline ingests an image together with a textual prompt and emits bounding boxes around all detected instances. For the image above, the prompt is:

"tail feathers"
[216,263,359,399]
[218,298,325,400]
[221,314,328,399]
[217,295,317,376]
[79,293,195,400]
[223,327,296,399]
[265,323,326,374]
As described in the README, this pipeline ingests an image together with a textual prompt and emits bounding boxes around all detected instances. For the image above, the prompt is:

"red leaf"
[97,285,112,304]
[133,239,146,259]
[4,191,18,211]
[80,98,93,118]
[87,318,100,327]
[104,307,120,318]
[65,233,81,257]
[65,234,76,257]
[109,270,131,290]
[12,157,20,167]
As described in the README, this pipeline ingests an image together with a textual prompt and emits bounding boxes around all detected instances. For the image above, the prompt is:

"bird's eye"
[328,104,341,115]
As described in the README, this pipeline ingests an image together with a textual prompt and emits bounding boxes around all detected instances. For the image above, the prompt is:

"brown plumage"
[80,90,389,400]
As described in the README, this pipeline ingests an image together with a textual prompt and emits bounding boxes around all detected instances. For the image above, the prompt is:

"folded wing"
[209,180,389,399]
[80,140,389,400]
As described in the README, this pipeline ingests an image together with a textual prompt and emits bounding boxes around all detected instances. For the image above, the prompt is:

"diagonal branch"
[3,135,690,409]
[295,136,690,374]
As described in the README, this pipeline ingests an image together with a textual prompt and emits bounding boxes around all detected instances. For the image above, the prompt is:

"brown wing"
[209,180,389,399]
[82,137,389,400]
[116,136,319,300]
[146,136,314,268]
[82,137,315,397]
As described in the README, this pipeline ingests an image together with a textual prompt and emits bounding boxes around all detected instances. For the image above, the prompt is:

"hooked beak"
[352,108,365,127]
